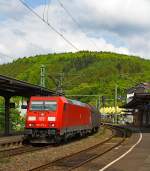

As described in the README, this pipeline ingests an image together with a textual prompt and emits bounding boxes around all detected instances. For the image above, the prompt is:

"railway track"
[0,125,111,159]
[29,126,128,171]
[0,144,52,159]
[0,126,110,159]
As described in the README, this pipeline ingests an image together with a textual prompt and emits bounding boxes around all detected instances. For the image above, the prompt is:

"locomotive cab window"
[44,101,57,111]
[30,100,57,111]
[30,101,43,111]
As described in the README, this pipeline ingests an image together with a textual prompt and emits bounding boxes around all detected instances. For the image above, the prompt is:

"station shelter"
[124,93,150,127]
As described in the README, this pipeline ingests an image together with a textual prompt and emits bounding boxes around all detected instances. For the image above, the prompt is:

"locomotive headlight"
[28,116,36,121]
[48,116,56,121]
[29,123,35,127]
[51,123,55,127]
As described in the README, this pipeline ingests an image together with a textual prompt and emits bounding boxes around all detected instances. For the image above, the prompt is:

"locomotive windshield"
[30,101,57,111]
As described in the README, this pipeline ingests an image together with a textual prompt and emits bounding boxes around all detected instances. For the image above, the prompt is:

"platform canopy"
[0,74,60,97]
[123,93,150,109]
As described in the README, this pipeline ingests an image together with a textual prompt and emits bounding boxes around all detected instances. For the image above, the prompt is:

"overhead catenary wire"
[56,0,99,51]
[42,0,47,20]
[19,0,79,51]
[46,0,51,23]
[43,0,50,23]
[57,0,81,29]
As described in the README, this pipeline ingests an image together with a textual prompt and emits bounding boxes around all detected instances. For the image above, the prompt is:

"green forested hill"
[0,51,150,105]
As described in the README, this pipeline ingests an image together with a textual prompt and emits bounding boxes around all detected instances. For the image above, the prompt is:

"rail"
[28,125,129,171]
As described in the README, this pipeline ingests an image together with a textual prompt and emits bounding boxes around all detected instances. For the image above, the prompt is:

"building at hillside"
[124,83,150,127]
[127,82,150,103]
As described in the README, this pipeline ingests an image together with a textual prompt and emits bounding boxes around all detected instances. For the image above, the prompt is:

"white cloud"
[70,0,150,32]
[0,0,27,19]
[0,0,150,63]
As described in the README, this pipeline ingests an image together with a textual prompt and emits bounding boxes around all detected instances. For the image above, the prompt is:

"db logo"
[39,117,45,121]
[40,113,45,116]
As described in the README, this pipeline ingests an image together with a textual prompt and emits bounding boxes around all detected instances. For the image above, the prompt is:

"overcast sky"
[0,0,150,63]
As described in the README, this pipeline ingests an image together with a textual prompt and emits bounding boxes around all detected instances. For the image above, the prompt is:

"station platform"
[106,127,150,171]
[0,135,24,146]
[100,127,150,171]
[78,126,150,171]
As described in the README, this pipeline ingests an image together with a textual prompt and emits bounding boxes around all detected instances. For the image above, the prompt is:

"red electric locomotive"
[24,96,100,143]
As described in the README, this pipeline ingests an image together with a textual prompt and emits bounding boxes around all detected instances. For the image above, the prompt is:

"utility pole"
[47,72,64,95]
[40,65,45,87]
[114,84,118,124]
[57,72,64,94]
[115,84,118,113]
[96,96,101,110]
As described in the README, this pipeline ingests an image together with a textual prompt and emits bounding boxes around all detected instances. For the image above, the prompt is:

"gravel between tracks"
[0,127,112,171]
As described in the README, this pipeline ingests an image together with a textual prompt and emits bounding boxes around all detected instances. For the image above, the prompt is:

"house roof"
[123,93,150,109]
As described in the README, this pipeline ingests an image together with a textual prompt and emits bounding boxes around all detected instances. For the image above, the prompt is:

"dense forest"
[0,51,150,106]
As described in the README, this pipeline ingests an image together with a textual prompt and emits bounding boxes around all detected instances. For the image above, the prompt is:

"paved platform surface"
[77,127,150,171]
[106,128,150,171]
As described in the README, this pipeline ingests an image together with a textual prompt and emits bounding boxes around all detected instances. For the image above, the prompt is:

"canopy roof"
[123,93,150,109]
[0,74,60,97]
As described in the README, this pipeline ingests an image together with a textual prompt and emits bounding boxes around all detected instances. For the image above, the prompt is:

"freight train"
[24,96,100,144]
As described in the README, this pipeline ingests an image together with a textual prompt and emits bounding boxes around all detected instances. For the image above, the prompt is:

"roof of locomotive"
[30,96,89,108]
[67,99,89,107]
[30,96,67,102]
